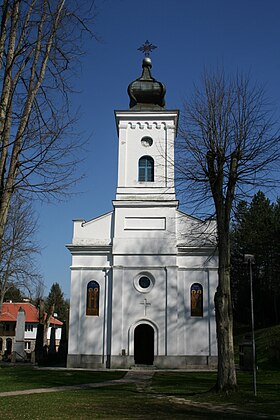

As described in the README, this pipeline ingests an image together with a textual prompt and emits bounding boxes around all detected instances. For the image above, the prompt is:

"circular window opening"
[139,276,151,289]
[134,272,155,293]
[141,136,153,147]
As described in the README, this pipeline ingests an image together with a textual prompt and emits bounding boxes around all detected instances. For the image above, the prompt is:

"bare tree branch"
[0,0,96,310]
[177,69,280,392]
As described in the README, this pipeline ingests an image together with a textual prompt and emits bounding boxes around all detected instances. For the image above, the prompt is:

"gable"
[72,212,113,246]
[176,210,217,247]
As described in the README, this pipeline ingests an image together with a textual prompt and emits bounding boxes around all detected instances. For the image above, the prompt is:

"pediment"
[72,211,113,245]
[176,210,217,247]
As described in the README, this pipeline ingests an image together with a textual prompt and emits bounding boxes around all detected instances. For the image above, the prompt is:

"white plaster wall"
[114,206,177,239]
[176,211,217,247]
[112,205,178,256]
[72,212,112,244]
[166,265,179,355]
[115,112,178,200]
[177,254,218,270]
[68,269,81,354]
[177,268,218,356]
[72,255,111,268]
[123,124,167,188]
[113,255,177,267]
[69,269,107,356]
[111,267,167,357]
[208,269,218,356]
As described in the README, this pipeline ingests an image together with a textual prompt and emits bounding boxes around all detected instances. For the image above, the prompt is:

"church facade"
[67,56,218,369]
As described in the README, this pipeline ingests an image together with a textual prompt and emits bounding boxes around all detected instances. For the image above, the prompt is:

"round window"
[134,272,155,293]
[139,276,151,289]
[141,136,153,147]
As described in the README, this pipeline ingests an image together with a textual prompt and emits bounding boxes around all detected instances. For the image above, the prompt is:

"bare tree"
[177,70,280,391]
[0,192,43,311]
[0,0,95,281]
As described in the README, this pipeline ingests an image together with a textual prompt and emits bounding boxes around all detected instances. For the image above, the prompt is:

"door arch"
[134,324,154,365]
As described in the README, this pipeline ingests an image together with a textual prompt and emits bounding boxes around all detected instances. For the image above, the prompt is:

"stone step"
[131,364,157,370]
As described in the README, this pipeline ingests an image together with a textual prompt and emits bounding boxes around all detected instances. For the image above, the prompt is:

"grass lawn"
[0,385,229,420]
[0,366,124,392]
[0,366,279,419]
[152,370,280,418]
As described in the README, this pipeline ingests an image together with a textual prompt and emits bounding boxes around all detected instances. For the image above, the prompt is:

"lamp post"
[244,254,257,396]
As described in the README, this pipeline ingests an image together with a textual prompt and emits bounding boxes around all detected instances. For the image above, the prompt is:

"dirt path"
[0,370,155,397]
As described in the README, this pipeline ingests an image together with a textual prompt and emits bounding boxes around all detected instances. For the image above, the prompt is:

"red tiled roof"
[0,302,63,326]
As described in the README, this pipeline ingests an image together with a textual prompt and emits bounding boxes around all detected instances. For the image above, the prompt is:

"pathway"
[0,370,155,397]
[0,370,278,419]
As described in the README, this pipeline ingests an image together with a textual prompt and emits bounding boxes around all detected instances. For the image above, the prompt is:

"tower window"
[141,136,153,147]
[138,156,154,182]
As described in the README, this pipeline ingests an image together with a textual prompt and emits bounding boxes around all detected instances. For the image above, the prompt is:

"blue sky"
[35,0,280,299]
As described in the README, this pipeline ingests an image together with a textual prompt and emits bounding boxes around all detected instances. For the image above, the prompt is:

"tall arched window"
[190,283,203,317]
[86,281,100,316]
[138,156,154,182]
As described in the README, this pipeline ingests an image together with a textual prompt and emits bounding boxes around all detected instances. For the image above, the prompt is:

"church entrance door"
[134,324,154,365]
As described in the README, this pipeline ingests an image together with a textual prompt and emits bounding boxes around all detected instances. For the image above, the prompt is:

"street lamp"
[244,254,257,397]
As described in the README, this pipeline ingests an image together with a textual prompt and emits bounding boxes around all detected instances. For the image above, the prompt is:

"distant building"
[0,302,63,360]
[67,56,218,369]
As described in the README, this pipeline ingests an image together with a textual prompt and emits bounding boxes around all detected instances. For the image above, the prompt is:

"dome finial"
[128,42,166,110]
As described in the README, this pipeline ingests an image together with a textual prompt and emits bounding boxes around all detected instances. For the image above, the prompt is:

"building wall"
[67,244,218,369]
[67,107,218,369]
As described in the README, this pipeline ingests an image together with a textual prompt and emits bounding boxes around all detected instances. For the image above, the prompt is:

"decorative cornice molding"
[66,244,112,255]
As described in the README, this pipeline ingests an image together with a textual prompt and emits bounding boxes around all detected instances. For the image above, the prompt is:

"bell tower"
[114,56,179,203]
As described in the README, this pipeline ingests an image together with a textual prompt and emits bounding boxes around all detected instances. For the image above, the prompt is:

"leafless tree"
[177,70,280,391]
[0,0,95,285]
[0,192,43,311]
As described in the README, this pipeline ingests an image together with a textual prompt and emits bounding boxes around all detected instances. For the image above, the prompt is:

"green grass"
[234,324,280,370]
[0,384,249,419]
[1,325,279,418]
[0,366,124,392]
[152,370,280,418]
[0,368,279,419]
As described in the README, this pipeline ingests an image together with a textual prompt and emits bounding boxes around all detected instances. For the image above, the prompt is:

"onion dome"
[128,57,166,110]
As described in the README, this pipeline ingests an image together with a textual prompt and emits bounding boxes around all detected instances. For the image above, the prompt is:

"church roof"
[127,57,166,110]
[0,302,63,325]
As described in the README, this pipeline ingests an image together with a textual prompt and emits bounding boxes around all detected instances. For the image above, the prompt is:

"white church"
[67,54,218,369]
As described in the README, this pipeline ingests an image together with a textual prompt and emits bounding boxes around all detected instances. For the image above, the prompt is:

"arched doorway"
[134,324,154,365]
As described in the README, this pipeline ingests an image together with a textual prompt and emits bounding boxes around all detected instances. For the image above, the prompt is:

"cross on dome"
[137,40,157,57]
[128,41,165,110]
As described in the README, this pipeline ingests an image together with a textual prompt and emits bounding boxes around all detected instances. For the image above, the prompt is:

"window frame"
[86,280,100,316]
[134,272,155,293]
[190,283,203,317]
[138,155,154,182]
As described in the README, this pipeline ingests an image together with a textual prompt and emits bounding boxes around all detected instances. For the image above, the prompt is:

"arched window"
[190,283,203,317]
[86,281,100,316]
[138,156,154,182]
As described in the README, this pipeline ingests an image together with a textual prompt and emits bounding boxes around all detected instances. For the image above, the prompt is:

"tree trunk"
[215,229,237,391]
